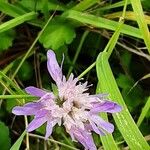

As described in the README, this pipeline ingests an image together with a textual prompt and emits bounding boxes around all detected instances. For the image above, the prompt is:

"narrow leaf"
[0,12,37,33]
[64,10,142,39]
[137,97,150,126]
[0,2,26,17]
[96,52,150,149]
[130,0,150,54]
[73,0,99,11]
[10,131,26,150]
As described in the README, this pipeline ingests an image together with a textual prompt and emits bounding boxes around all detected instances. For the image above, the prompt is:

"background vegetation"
[0,0,150,149]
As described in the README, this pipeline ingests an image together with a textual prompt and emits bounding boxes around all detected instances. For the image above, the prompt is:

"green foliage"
[17,60,33,81]
[6,99,17,112]
[64,10,142,39]
[0,12,37,33]
[0,1,26,17]
[0,0,149,149]
[39,17,76,49]
[142,0,150,9]
[137,97,150,126]
[0,121,11,150]
[116,73,143,111]
[121,51,132,69]
[10,131,26,150]
[116,74,133,89]
[0,29,15,51]
[96,52,150,149]
[17,0,65,12]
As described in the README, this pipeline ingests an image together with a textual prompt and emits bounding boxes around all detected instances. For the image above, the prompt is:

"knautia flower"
[12,50,122,150]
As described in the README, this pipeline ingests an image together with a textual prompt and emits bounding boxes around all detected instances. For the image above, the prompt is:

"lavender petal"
[45,119,58,139]
[47,50,62,85]
[27,117,47,132]
[91,115,114,133]
[25,86,47,97]
[12,102,42,115]
[89,121,105,135]
[91,101,122,114]
[45,121,53,139]
[70,126,97,150]
[35,109,50,118]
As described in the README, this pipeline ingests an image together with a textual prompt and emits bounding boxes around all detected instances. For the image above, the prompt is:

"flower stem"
[29,133,79,150]
[0,95,36,99]
[67,31,89,78]
[78,62,96,79]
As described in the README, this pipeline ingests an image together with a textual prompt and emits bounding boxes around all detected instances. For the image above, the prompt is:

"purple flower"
[12,50,122,150]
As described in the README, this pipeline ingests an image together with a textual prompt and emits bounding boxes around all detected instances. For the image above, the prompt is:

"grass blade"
[0,95,35,99]
[96,95,119,149]
[0,71,24,94]
[130,0,150,54]
[73,0,99,11]
[137,97,150,127]
[95,4,126,148]
[96,52,150,149]
[0,2,26,17]
[0,12,37,33]
[64,10,142,39]
[10,131,26,150]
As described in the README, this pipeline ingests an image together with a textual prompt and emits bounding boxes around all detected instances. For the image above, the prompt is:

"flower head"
[12,50,122,150]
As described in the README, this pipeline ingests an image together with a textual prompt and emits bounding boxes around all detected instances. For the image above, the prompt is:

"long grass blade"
[0,95,36,99]
[96,52,150,149]
[0,2,26,17]
[0,12,37,33]
[73,0,99,11]
[0,71,24,94]
[10,131,26,150]
[137,97,150,127]
[130,0,150,54]
[105,11,150,25]
[64,10,142,39]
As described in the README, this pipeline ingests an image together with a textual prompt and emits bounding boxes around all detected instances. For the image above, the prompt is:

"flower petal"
[27,117,47,132]
[25,86,47,97]
[70,126,97,150]
[47,50,62,84]
[90,115,114,133]
[12,102,42,115]
[45,121,53,139]
[89,121,105,135]
[90,101,122,114]
[45,119,58,139]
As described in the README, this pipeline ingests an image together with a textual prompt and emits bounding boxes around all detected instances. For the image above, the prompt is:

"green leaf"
[96,52,150,149]
[39,18,76,49]
[64,10,142,39]
[0,29,15,51]
[116,74,133,89]
[116,73,144,111]
[120,51,132,69]
[0,11,37,33]
[0,121,11,150]
[17,0,65,11]
[137,96,150,126]
[142,0,150,10]
[73,0,99,11]
[100,1,131,11]
[16,60,33,81]
[95,11,124,149]
[130,0,150,54]
[122,87,143,111]
[10,131,26,150]
[6,99,17,112]
[0,1,26,17]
